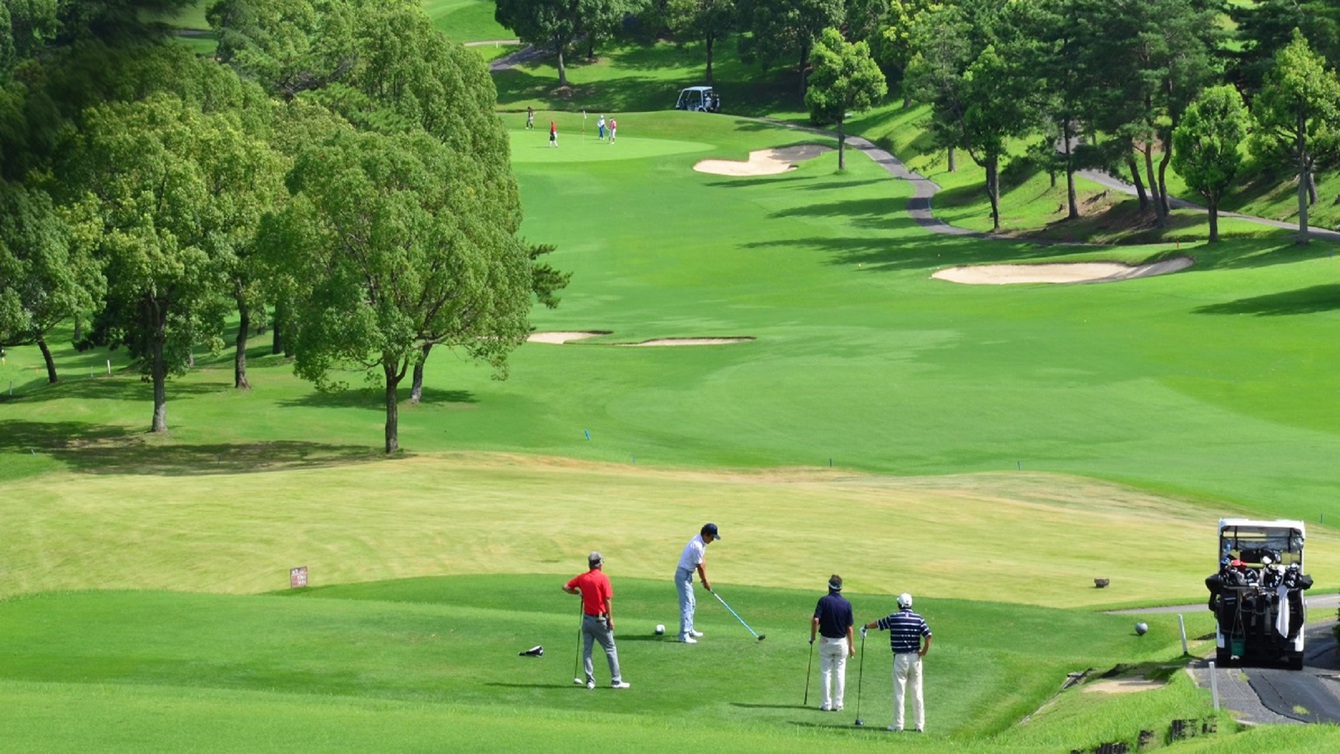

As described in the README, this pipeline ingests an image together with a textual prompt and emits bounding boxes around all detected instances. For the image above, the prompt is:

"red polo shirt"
[566,569,613,616]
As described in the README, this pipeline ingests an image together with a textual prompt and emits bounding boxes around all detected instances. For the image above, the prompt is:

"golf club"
[572,603,585,686]
[855,627,867,727]
[804,637,815,705]
[710,589,766,641]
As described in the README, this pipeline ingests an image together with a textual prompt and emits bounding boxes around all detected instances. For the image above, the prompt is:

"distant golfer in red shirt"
[564,551,630,689]
[549,120,558,148]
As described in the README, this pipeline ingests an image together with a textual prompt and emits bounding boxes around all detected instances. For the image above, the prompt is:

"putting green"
[508,129,712,164]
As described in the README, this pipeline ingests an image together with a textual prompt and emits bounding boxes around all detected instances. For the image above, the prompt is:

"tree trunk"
[234,298,251,389]
[1295,115,1309,244]
[73,315,82,342]
[151,331,168,433]
[705,36,714,85]
[37,336,58,384]
[410,343,432,404]
[948,146,956,173]
[1307,170,1318,206]
[1208,195,1220,243]
[1157,144,1173,216]
[272,298,284,354]
[1144,145,1166,228]
[837,119,846,171]
[797,47,808,95]
[384,363,401,454]
[986,156,1001,232]
[1061,119,1078,219]
[556,42,568,88]
[1127,155,1148,211]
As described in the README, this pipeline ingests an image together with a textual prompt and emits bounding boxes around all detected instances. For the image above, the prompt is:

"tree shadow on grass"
[4,375,222,404]
[0,421,383,475]
[278,388,476,411]
[1193,285,1340,316]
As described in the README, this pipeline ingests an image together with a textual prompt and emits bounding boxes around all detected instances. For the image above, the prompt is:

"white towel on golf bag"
[1275,584,1290,638]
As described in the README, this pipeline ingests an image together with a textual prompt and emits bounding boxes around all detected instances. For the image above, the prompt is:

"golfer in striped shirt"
[864,592,932,733]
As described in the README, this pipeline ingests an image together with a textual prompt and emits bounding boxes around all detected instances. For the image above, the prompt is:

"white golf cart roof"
[681,86,714,93]
[1219,518,1306,533]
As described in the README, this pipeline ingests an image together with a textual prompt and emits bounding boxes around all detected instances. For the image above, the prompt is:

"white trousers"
[892,652,924,731]
[818,636,848,709]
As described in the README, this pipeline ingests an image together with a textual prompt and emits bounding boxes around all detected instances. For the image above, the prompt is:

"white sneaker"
[834,705,843,712]
[612,681,631,689]
[681,635,698,644]
[586,680,595,690]
[887,725,901,732]
[820,704,831,711]
[690,630,704,637]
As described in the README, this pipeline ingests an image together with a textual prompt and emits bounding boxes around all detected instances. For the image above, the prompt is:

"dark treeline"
[0,0,567,452]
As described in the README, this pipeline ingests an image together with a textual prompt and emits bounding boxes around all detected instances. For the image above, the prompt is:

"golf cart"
[675,86,721,113]
[1205,518,1312,669]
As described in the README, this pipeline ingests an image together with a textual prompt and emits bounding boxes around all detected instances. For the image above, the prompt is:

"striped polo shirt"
[876,609,931,653]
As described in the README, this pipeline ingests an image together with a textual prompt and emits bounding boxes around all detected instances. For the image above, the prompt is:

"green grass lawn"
[0,576,1221,753]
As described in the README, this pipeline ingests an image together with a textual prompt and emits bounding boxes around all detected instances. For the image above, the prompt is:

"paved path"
[1112,595,1340,725]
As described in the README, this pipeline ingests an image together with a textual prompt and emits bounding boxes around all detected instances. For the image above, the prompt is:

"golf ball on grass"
[655,624,665,635]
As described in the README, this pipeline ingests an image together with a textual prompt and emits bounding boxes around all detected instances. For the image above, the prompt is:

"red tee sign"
[290,566,308,588]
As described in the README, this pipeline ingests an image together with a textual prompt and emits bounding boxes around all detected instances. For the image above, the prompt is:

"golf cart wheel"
[1288,653,1305,671]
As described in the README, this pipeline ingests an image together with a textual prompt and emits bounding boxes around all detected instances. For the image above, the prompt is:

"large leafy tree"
[494,0,583,87]
[1230,0,1340,93]
[666,0,737,84]
[1251,29,1340,243]
[0,182,101,382]
[1171,85,1249,243]
[737,0,844,94]
[59,91,283,431]
[805,26,886,170]
[266,127,534,454]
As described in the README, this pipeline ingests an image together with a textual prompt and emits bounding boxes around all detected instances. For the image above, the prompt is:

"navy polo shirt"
[877,609,931,653]
[814,592,854,639]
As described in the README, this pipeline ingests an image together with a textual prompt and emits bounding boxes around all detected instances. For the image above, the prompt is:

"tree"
[805,26,887,170]
[666,0,737,84]
[0,181,101,382]
[737,0,844,94]
[266,127,535,454]
[958,45,1031,232]
[1230,0,1340,94]
[1171,85,1249,242]
[59,91,282,431]
[494,0,583,87]
[1252,29,1340,243]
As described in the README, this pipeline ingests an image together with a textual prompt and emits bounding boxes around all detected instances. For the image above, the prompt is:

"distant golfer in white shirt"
[675,523,719,643]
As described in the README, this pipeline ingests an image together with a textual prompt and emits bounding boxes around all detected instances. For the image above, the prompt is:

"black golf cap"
[702,523,721,539]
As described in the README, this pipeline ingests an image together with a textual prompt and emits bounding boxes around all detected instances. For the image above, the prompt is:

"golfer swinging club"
[675,523,719,643]
[563,551,631,689]
[864,592,932,733]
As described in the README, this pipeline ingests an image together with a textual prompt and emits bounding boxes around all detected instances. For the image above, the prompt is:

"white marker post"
[1208,660,1220,711]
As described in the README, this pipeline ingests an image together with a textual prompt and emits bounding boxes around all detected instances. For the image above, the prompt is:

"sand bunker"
[1081,678,1166,694]
[619,337,755,346]
[527,331,610,344]
[933,256,1193,285]
[694,145,834,176]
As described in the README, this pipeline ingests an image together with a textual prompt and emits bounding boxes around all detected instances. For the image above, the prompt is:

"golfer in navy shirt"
[864,592,932,732]
[810,574,855,711]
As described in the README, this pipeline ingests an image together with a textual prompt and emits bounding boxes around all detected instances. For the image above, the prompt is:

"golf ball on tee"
[655,624,666,635]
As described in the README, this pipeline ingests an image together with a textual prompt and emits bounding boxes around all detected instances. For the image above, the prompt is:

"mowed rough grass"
[5,453,1339,607]
[0,576,1217,752]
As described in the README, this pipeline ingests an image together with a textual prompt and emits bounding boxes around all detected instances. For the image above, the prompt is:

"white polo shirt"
[677,534,707,571]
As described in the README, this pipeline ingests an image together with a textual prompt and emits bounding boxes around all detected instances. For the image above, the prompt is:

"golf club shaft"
[855,629,866,721]
[804,638,815,705]
[573,603,584,682]
[711,590,761,639]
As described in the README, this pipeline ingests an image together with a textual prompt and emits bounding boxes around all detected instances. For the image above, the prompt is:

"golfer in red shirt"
[564,551,630,689]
